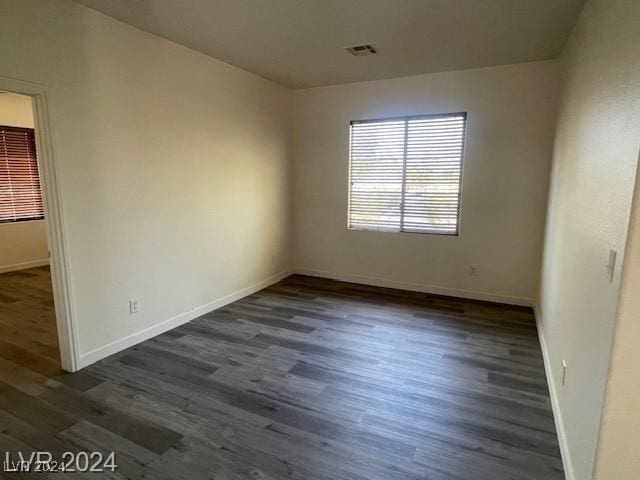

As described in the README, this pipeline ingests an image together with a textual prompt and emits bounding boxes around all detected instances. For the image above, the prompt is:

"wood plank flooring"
[0,266,61,378]
[0,272,564,479]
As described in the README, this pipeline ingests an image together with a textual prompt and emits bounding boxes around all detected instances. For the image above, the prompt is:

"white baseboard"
[0,258,50,274]
[293,268,534,307]
[78,270,291,368]
[534,304,576,480]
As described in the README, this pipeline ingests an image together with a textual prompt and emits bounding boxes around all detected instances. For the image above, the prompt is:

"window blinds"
[348,113,465,235]
[0,125,45,223]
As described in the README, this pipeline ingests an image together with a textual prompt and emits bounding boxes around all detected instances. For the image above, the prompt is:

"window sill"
[0,218,46,226]
[347,226,459,237]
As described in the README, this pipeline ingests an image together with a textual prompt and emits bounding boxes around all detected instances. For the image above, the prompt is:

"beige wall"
[594,152,640,479]
[0,92,35,127]
[538,0,640,478]
[0,0,292,359]
[292,61,559,304]
[0,92,49,272]
[0,220,49,273]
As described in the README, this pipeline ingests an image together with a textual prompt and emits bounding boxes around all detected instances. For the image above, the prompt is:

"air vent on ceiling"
[345,44,377,56]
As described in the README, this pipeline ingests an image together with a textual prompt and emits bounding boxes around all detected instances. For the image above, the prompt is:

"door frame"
[1,76,80,372]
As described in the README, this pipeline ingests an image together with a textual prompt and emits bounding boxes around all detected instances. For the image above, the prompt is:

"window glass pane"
[0,126,45,223]
[348,120,405,231]
[348,113,465,235]
[404,115,465,234]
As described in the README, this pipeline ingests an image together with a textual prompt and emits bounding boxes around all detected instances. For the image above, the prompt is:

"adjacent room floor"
[0,275,563,479]
[0,266,61,380]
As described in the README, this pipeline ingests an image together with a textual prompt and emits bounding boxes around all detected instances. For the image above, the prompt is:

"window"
[0,125,45,223]
[348,112,466,235]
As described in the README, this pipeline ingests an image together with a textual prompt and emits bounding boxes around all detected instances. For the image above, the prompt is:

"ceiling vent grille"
[345,44,377,56]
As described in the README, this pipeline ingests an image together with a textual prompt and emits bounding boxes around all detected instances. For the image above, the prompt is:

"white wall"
[292,61,559,304]
[0,0,292,361]
[0,92,49,272]
[537,0,640,478]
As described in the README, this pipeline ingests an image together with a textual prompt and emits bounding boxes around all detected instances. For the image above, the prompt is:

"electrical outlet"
[469,266,478,277]
[561,360,567,387]
[129,298,140,314]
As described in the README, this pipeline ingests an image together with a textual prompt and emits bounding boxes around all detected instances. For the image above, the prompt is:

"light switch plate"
[129,298,140,314]
[606,248,617,283]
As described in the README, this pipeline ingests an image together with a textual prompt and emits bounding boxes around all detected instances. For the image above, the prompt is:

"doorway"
[0,78,78,373]
[0,92,60,378]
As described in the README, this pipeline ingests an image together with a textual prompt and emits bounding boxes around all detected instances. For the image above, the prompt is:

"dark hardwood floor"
[0,266,61,378]
[0,273,564,479]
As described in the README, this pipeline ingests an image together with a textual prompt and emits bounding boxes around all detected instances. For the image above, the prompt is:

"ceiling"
[74,0,585,89]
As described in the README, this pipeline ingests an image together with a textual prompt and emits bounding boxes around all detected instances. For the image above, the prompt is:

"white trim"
[78,270,291,368]
[294,268,534,307]
[0,258,49,274]
[534,304,576,480]
[0,76,80,373]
